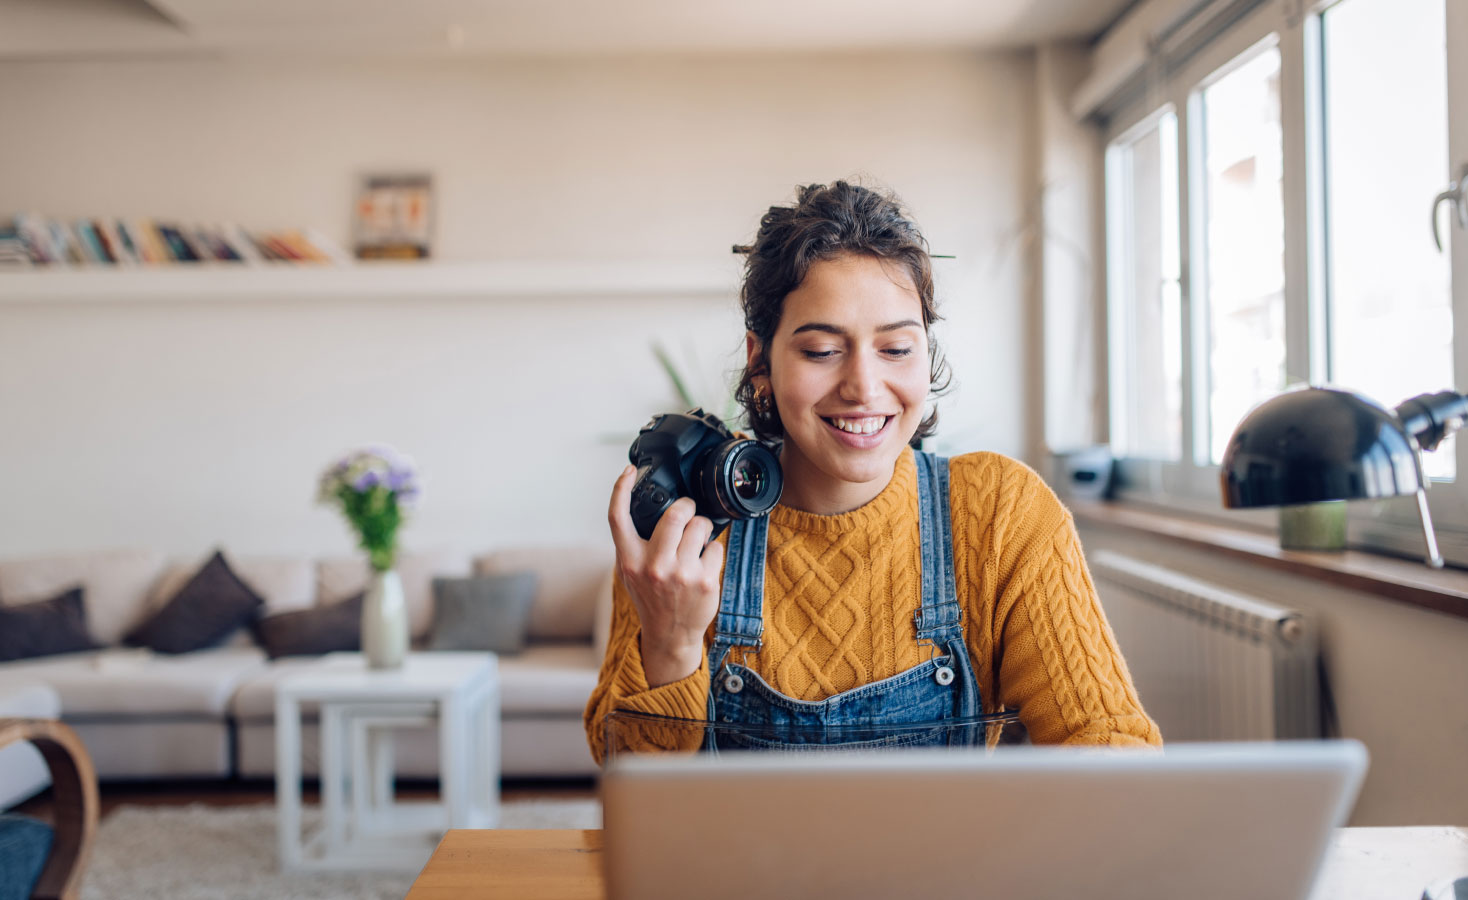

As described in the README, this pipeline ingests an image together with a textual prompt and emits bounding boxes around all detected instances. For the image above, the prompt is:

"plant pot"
[1278,500,1348,552]
[362,568,409,669]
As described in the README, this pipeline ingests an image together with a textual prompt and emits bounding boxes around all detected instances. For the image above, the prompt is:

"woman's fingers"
[698,533,725,581]
[646,497,697,577]
[676,514,715,567]
[607,465,642,562]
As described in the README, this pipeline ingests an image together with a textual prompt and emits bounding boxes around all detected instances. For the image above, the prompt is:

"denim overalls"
[705,451,982,750]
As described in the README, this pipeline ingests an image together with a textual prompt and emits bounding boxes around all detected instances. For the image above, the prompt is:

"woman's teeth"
[829,416,888,435]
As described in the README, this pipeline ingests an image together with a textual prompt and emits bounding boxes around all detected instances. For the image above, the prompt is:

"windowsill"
[1068,499,1468,623]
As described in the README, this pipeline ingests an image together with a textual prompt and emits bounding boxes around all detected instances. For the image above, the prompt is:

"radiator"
[1089,550,1321,741]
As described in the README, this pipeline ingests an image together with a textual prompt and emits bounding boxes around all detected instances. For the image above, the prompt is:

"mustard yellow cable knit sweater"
[584,448,1162,763]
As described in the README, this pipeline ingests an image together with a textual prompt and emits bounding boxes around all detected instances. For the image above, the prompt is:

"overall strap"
[708,514,767,677]
[912,450,962,644]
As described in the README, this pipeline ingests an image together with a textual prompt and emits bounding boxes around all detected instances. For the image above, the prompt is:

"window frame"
[1099,0,1468,564]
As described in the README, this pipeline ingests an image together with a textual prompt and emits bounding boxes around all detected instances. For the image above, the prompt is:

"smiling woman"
[586,181,1161,761]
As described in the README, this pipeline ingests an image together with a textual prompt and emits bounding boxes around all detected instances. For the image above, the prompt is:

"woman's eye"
[883,347,915,358]
[801,349,838,360]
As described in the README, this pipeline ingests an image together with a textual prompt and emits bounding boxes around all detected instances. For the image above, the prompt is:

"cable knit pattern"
[584,448,1161,763]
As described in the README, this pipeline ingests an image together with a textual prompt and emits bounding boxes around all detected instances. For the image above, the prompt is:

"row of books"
[0,215,353,268]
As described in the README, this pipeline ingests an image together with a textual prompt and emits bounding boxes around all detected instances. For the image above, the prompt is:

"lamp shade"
[1219,386,1423,509]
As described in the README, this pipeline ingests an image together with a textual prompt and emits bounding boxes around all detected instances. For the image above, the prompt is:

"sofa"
[0,544,614,805]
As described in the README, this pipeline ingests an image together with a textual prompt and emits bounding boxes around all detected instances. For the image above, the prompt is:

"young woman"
[586,181,1160,762]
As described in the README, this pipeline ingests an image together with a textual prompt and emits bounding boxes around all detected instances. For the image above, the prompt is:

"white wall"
[0,52,1037,560]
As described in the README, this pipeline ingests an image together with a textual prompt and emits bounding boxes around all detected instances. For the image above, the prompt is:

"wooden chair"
[0,719,98,900]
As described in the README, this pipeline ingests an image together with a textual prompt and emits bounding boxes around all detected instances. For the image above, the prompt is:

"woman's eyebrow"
[790,319,922,336]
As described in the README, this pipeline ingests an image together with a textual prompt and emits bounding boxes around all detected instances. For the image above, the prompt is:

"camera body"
[628,409,783,541]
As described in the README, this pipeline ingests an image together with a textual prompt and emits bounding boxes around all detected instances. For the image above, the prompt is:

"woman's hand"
[607,465,725,687]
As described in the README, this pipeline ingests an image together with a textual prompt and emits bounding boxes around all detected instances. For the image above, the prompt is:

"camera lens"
[732,462,763,501]
[701,439,782,519]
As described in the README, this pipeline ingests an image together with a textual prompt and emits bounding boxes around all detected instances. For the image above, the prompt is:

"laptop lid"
[602,740,1368,900]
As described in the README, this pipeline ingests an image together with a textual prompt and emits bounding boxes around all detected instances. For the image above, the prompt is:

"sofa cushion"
[0,587,97,663]
[0,646,267,718]
[150,555,316,650]
[0,549,166,647]
[125,551,264,654]
[498,644,601,715]
[317,549,470,641]
[427,574,537,654]
[149,555,315,617]
[474,546,613,641]
[253,594,362,659]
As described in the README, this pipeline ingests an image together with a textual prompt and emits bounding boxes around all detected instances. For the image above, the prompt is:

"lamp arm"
[1393,390,1468,451]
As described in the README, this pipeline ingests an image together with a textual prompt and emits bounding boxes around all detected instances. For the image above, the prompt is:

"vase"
[362,568,409,670]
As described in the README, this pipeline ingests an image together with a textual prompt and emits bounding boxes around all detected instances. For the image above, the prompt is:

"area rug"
[81,798,602,900]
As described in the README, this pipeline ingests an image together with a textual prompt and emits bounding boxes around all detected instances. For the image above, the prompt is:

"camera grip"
[629,478,676,541]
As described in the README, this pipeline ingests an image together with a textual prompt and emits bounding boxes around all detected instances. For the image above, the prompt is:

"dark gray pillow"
[253,593,363,659]
[125,550,264,654]
[428,573,538,654]
[0,586,97,662]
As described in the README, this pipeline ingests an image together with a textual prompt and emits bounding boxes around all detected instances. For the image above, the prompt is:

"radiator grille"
[1090,550,1321,741]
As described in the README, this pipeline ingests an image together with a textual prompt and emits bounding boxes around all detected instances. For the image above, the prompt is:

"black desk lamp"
[1219,386,1468,568]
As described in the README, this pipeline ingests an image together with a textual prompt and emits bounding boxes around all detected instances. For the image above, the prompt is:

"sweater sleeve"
[985,468,1162,747]
[582,570,712,765]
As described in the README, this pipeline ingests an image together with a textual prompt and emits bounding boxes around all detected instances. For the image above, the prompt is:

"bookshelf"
[0,259,743,304]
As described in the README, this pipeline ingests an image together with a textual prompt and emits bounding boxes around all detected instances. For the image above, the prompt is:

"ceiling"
[0,0,1137,59]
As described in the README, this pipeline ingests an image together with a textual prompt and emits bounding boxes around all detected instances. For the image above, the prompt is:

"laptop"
[601,740,1368,900]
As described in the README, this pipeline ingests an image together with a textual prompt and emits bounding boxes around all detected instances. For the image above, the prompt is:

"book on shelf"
[0,225,32,267]
[2,214,354,268]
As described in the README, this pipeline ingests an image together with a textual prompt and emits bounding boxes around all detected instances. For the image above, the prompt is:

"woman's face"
[751,253,931,514]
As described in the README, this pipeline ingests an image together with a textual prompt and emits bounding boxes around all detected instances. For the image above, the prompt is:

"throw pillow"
[0,586,97,662]
[124,550,264,654]
[428,572,538,654]
[253,593,364,659]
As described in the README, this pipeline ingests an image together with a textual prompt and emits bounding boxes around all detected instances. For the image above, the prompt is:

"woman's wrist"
[639,634,704,688]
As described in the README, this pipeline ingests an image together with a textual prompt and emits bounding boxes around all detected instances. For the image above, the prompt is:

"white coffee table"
[274,651,500,872]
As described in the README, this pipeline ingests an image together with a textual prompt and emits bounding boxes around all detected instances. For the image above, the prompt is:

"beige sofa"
[0,545,613,790]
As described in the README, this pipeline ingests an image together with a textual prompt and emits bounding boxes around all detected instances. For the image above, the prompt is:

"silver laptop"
[601,740,1367,900]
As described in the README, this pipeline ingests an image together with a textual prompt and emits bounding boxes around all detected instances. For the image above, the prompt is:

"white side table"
[274,651,500,873]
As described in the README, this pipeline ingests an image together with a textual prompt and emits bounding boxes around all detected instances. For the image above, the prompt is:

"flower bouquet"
[317,446,420,668]
[317,446,420,571]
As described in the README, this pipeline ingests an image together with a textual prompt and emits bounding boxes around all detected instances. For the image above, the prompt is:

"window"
[1197,45,1286,466]
[1107,110,1182,461]
[1321,0,1454,478]
[1100,0,1468,560]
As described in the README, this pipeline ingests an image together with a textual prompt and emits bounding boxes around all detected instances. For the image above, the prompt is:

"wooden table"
[407,827,1468,899]
[407,830,603,899]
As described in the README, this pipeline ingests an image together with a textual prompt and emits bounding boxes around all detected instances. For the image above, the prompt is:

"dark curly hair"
[734,180,951,444]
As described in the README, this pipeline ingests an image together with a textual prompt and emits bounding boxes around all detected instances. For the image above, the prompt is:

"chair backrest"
[0,719,98,900]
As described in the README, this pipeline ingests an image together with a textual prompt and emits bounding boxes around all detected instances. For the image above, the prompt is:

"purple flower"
[353,470,381,491]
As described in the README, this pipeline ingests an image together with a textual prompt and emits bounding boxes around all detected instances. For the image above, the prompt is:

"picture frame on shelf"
[353,173,433,260]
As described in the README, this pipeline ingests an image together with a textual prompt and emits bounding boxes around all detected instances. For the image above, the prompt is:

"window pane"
[1201,46,1287,465]
[1323,0,1453,479]
[1108,112,1182,460]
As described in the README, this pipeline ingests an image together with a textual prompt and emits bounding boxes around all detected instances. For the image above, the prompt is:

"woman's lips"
[820,414,893,448]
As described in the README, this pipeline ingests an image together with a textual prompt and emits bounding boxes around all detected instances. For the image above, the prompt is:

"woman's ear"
[745,331,763,372]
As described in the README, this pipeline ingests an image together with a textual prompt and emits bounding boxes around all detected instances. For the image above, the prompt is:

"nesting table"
[274,651,500,872]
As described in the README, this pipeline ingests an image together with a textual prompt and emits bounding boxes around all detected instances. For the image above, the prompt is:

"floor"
[16,777,598,822]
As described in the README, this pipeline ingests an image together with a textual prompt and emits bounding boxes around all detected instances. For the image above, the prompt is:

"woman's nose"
[838,352,881,404]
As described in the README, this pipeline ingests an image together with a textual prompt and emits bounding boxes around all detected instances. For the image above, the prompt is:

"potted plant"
[317,446,420,669]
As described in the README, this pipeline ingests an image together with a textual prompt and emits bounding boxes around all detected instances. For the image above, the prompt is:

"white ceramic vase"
[362,568,409,670]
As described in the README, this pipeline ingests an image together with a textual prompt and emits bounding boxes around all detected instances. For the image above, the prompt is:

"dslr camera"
[627,409,783,541]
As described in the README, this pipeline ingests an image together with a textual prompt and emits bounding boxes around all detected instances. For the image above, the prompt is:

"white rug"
[81,799,602,900]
